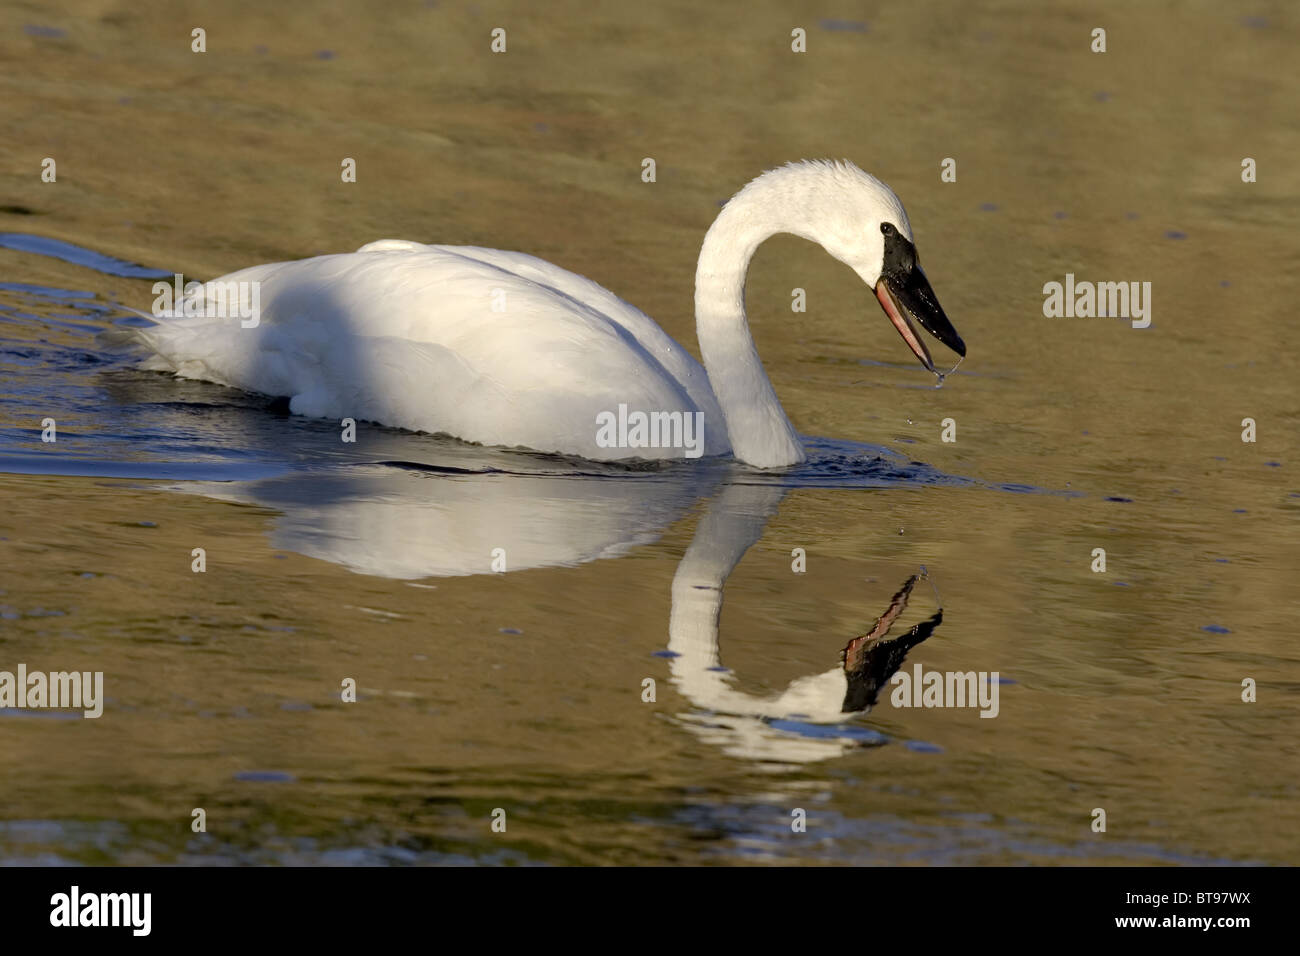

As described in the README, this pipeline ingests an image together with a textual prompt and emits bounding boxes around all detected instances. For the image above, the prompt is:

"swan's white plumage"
[128,160,916,466]
[136,242,728,459]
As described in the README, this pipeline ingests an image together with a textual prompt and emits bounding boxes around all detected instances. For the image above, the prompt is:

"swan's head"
[773,160,967,373]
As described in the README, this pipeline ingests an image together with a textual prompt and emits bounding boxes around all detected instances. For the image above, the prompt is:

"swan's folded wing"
[363,241,725,426]
[121,245,730,458]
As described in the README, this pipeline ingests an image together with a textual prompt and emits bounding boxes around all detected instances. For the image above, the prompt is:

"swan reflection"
[185,459,723,578]
[184,464,941,763]
[667,484,941,763]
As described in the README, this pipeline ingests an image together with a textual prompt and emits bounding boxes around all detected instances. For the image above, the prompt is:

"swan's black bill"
[873,227,965,373]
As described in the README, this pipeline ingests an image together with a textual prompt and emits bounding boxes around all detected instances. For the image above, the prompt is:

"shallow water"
[1,1,1298,865]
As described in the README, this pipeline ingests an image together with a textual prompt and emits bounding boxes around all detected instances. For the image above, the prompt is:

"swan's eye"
[879,223,917,277]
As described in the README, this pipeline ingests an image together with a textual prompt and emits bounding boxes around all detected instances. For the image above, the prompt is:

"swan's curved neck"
[694,182,815,469]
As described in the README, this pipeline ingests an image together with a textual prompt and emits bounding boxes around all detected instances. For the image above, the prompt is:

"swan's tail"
[96,307,179,371]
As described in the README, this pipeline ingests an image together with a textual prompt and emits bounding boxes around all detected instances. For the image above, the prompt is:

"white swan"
[122,160,965,468]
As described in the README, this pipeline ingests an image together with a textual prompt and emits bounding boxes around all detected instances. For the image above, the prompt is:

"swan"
[118,160,966,468]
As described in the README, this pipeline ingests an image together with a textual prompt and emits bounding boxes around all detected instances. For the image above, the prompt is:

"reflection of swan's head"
[771,592,944,723]
[666,484,944,762]
[716,160,966,374]
[672,569,941,725]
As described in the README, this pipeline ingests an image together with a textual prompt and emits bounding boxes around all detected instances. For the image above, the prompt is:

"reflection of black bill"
[840,573,942,713]
[874,250,966,373]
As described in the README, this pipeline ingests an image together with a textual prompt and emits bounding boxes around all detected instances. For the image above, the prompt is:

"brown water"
[1,1,1297,864]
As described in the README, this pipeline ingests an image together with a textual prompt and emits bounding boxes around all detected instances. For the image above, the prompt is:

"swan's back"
[129,241,728,459]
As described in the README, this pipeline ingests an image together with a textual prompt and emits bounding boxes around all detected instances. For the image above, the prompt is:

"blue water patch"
[0,280,97,299]
[0,233,172,279]
[767,719,886,744]
[995,482,1045,495]
[733,436,1052,494]
[0,708,82,719]
[1201,625,1231,634]
[233,771,296,783]
[905,740,943,753]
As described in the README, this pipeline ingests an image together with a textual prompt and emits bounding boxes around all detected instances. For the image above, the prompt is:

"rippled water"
[1,1,1297,865]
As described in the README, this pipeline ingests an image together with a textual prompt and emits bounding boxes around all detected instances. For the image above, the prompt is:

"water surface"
[1,0,1297,865]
